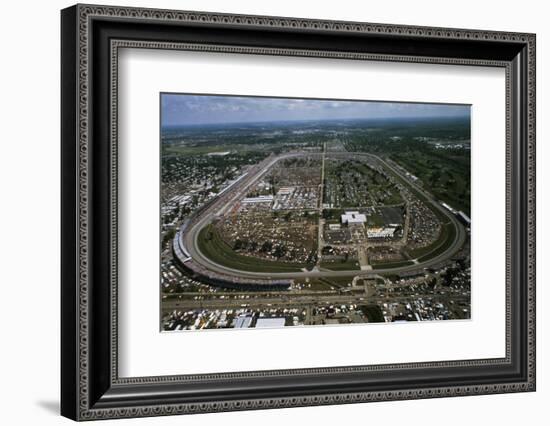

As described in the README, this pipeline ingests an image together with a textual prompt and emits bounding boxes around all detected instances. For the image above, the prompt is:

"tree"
[273,245,286,258]
[260,241,273,253]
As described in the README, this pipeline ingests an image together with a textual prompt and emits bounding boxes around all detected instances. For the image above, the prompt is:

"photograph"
[56,3,536,420]
[160,94,472,331]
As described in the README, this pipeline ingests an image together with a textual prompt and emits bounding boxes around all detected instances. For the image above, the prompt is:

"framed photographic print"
[61,4,536,421]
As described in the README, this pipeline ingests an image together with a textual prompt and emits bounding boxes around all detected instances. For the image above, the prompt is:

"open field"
[320,260,361,271]
[317,276,355,288]
[367,206,404,227]
[371,260,415,270]
[294,276,354,290]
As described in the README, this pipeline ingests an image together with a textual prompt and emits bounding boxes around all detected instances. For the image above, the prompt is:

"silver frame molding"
[61,3,536,421]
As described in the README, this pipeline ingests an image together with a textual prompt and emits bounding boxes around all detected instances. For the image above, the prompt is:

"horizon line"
[161,114,470,129]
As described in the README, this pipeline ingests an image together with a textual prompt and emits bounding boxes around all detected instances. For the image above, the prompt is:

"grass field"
[318,276,354,288]
[371,260,415,270]
[320,260,360,271]
[197,224,308,273]
[295,277,352,290]
[296,279,335,291]
[367,212,385,227]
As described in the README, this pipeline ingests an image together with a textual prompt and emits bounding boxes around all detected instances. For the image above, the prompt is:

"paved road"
[177,151,466,281]
[162,293,470,310]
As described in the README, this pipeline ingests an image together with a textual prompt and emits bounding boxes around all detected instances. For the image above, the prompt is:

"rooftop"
[255,317,286,328]
[341,212,367,224]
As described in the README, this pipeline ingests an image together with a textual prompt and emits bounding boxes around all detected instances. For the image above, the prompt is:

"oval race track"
[175,152,467,283]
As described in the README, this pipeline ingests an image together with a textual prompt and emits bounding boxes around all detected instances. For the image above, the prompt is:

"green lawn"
[319,277,354,288]
[296,279,335,291]
[371,260,415,270]
[367,212,385,227]
[320,260,360,271]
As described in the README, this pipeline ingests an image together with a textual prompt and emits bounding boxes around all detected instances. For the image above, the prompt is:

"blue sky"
[161,94,470,127]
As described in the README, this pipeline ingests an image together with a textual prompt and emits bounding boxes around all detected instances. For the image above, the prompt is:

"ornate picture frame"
[61,4,535,421]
